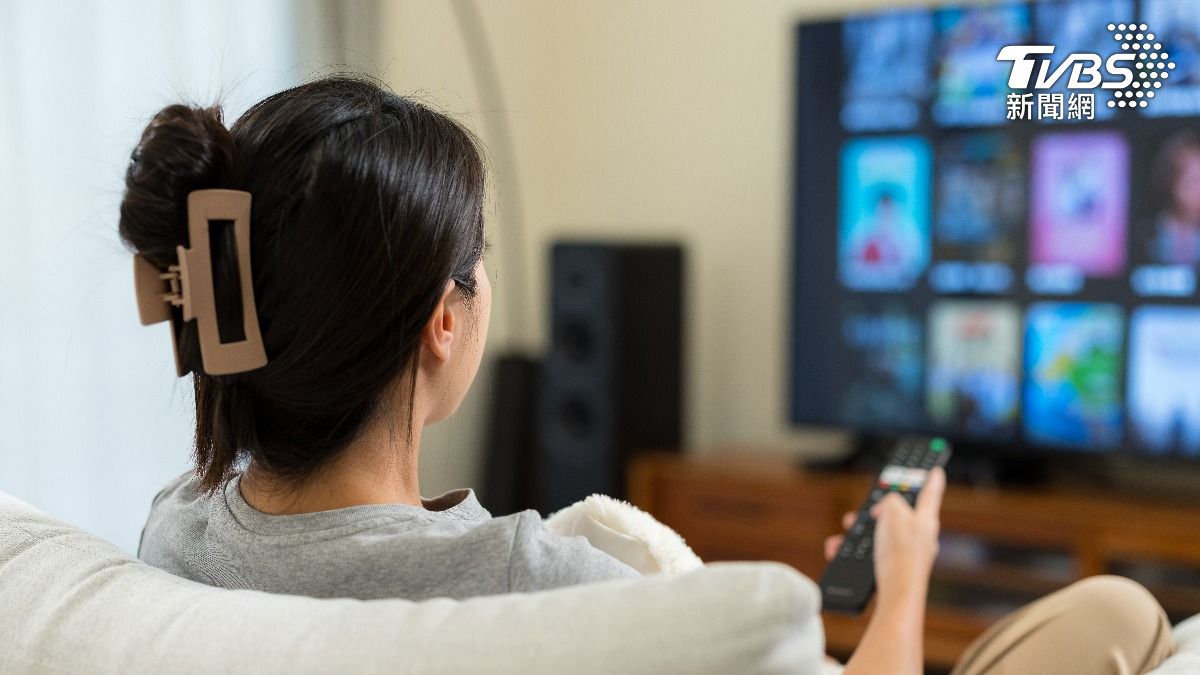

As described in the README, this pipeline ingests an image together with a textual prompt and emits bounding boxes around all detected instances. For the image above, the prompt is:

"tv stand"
[799,438,1051,488]
[945,453,1050,487]
[631,448,1200,672]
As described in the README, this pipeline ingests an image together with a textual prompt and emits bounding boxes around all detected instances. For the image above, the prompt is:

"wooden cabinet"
[628,451,1200,671]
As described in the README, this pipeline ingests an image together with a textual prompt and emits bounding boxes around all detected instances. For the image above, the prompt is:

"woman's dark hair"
[119,76,487,493]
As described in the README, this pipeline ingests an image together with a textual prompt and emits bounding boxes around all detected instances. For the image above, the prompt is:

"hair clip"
[133,189,268,376]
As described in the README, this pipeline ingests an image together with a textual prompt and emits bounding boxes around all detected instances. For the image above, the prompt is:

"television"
[791,0,1200,468]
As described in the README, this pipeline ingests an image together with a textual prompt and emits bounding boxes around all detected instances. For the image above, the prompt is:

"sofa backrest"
[0,490,825,675]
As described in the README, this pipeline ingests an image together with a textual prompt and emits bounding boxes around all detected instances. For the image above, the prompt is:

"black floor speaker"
[481,353,542,516]
[537,242,684,513]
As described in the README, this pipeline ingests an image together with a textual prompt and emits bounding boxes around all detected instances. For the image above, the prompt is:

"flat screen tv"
[791,0,1200,465]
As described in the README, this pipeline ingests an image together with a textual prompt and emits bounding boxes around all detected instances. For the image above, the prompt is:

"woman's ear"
[422,280,459,363]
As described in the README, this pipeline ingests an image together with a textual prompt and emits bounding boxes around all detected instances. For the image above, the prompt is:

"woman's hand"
[870,466,945,601]
[824,466,945,598]
[833,467,946,675]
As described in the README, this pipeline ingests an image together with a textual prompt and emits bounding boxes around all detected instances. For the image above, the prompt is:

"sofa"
[2,488,1199,674]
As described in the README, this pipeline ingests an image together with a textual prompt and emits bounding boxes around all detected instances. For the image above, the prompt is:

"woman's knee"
[1062,575,1164,623]
[951,575,1174,675]
[1055,575,1175,668]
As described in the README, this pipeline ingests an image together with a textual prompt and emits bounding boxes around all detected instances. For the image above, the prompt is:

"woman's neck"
[239,415,424,515]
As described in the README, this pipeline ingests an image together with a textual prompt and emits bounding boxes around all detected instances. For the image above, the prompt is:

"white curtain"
[0,0,338,553]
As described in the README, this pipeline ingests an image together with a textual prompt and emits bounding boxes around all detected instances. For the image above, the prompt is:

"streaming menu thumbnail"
[1128,307,1200,455]
[927,301,1021,437]
[934,133,1024,264]
[1023,303,1124,449]
[839,304,924,429]
[839,136,932,291]
[1141,0,1200,117]
[842,11,933,132]
[1034,0,1132,122]
[933,5,1030,127]
[1029,132,1129,278]
[1139,131,1200,266]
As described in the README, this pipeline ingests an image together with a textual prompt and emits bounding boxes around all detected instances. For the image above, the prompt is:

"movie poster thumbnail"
[926,300,1021,438]
[839,136,932,291]
[1023,303,1124,450]
[1029,132,1129,276]
[933,4,1031,127]
[1141,0,1200,118]
[934,133,1024,263]
[838,304,924,429]
[1134,130,1200,266]
[1034,0,1132,122]
[842,10,933,132]
[1127,307,1200,456]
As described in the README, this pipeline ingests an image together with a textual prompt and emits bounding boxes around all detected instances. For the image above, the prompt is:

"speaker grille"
[537,242,683,512]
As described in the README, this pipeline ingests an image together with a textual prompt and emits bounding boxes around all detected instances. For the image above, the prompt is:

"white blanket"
[546,494,704,576]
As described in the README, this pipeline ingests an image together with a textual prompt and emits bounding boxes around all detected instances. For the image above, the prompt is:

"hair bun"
[119,104,235,263]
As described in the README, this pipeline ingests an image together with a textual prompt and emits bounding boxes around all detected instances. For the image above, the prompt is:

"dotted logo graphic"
[1107,23,1175,109]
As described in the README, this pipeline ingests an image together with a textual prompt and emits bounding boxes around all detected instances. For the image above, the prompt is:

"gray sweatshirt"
[138,471,639,600]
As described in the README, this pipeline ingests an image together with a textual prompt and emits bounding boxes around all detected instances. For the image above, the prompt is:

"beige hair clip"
[133,189,268,376]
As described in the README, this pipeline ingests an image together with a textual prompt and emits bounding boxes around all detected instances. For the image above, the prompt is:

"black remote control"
[818,437,952,614]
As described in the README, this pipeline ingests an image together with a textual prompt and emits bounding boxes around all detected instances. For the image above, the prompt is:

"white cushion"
[0,489,825,675]
[1147,614,1200,674]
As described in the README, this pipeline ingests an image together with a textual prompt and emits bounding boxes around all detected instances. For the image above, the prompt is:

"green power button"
[930,438,948,453]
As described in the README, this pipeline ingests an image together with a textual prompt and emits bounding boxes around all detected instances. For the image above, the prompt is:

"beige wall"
[369,0,925,495]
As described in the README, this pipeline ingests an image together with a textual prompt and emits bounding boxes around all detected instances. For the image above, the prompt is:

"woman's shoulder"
[140,468,207,546]
[138,469,250,587]
[149,469,203,509]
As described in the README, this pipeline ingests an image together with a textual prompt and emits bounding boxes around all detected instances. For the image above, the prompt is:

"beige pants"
[951,576,1177,675]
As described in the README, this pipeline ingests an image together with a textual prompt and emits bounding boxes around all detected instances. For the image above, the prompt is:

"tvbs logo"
[997,23,1174,113]
[997,44,1134,90]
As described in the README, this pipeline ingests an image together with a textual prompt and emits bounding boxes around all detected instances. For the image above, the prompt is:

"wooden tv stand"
[628,450,1200,671]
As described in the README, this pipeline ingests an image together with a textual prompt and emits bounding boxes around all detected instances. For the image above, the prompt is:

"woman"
[128,77,1173,674]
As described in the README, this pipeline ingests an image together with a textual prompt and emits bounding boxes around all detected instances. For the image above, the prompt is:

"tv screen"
[791,0,1200,459]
